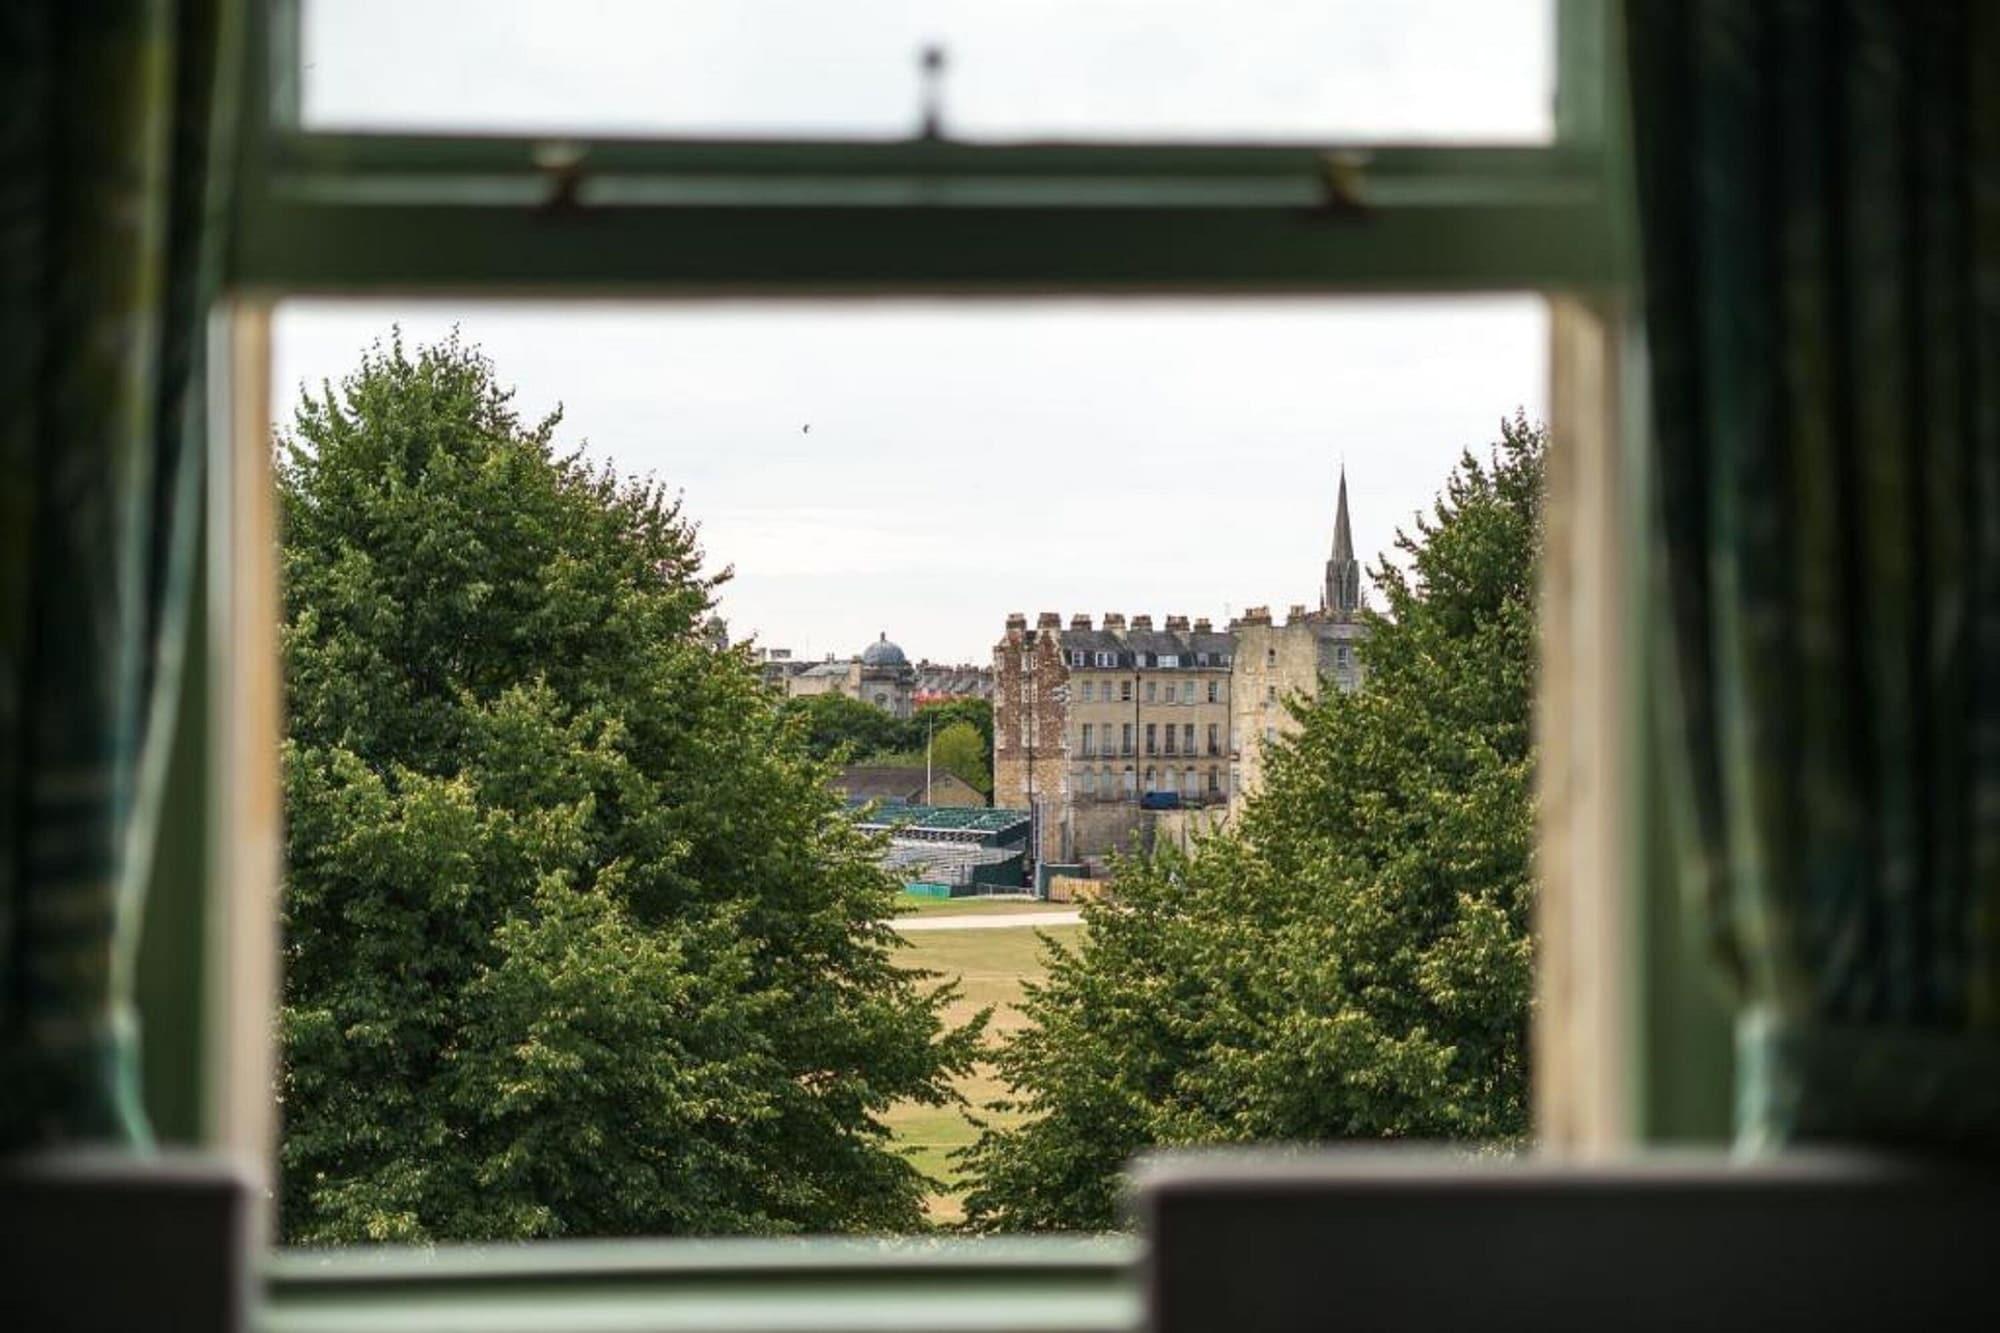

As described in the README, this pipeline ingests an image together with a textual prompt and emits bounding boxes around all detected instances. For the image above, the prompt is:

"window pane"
[300,0,1553,143]
[271,296,1546,1237]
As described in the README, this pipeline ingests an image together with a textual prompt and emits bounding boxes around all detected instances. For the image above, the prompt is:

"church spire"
[1323,466,1362,620]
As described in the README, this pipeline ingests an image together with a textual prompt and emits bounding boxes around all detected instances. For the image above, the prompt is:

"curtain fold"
[1629,0,2000,1151]
[0,0,237,1148]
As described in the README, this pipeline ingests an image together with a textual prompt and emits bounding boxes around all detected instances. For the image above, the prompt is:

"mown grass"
[895,893,1058,917]
[885,922,1083,1225]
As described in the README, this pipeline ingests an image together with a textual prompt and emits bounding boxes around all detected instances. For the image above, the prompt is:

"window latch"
[533,140,588,213]
[1314,150,1372,215]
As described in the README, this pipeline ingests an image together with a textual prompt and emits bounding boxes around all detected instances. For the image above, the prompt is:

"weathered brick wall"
[992,613,1072,865]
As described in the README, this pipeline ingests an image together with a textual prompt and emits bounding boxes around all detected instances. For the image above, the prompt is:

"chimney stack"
[1193,617,1212,633]
[1131,614,1154,631]
[1103,612,1126,631]
[1005,612,1027,632]
[1037,611,1062,630]
[1287,603,1307,623]
[1070,613,1093,631]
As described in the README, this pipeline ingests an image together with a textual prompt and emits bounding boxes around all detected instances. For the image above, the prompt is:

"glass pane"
[271,297,1548,1238]
[299,0,1554,143]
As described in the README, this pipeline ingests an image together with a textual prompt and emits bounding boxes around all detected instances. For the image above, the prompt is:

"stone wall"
[1229,605,1363,802]
[992,613,1072,866]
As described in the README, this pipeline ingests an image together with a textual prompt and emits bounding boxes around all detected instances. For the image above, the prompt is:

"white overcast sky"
[281,5,1551,665]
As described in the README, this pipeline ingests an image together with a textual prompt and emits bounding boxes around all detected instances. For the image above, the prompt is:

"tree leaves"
[960,415,1545,1231]
[277,333,979,1242]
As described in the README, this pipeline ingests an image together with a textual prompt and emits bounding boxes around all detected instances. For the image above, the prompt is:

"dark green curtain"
[0,0,238,1148]
[1629,0,2000,1151]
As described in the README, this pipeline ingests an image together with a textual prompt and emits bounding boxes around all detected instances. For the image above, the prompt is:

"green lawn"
[895,893,1057,917]
[885,922,1084,1224]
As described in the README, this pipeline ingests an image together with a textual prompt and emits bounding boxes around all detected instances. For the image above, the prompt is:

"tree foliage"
[276,333,980,1243]
[928,720,992,796]
[780,693,993,796]
[916,696,993,756]
[960,415,1544,1231]
[779,691,914,764]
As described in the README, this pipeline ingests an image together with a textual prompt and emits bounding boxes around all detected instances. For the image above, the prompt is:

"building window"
[1165,727,1177,755]
[1266,647,1277,667]
[1266,684,1278,703]
[1119,680,1133,702]
[1207,767,1219,793]
[1070,649,1085,666]
[1264,725,1276,743]
[1081,768,1096,796]
[1080,681,1094,703]
[1144,766,1156,791]
[1207,723,1219,755]
[1183,723,1195,754]
[1123,766,1137,796]
[1081,723,1094,756]
[1196,652,1209,666]
[1145,681,1156,703]
[1182,681,1194,703]
[1183,767,1197,796]
[1336,644,1350,668]
[1121,722,1133,755]
[874,693,887,706]
[1159,653,1178,668]
[1145,723,1157,755]
[1207,680,1219,703]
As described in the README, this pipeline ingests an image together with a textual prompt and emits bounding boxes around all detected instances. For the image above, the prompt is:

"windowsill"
[260,1235,1141,1333]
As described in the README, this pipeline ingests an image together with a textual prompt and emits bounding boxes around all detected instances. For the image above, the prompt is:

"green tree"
[780,691,914,763]
[960,415,1544,1231]
[277,333,980,1243]
[917,696,993,757]
[928,719,991,796]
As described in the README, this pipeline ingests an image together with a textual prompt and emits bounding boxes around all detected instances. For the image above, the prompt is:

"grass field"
[884,922,1083,1225]
[894,894,1057,917]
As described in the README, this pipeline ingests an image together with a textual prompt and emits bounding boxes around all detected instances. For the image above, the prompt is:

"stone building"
[758,632,921,717]
[912,661,994,704]
[993,469,1369,871]
[1229,468,1368,795]
[993,610,1236,867]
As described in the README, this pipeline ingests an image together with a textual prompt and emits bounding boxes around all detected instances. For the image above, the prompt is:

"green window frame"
[151,3,1730,1329]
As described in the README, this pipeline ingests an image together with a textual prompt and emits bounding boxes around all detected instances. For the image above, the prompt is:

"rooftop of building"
[860,632,908,668]
[836,765,980,801]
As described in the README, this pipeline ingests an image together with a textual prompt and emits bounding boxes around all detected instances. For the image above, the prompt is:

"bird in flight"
[802,424,811,434]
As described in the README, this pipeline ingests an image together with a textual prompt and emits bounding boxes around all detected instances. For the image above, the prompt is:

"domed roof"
[860,632,908,668]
